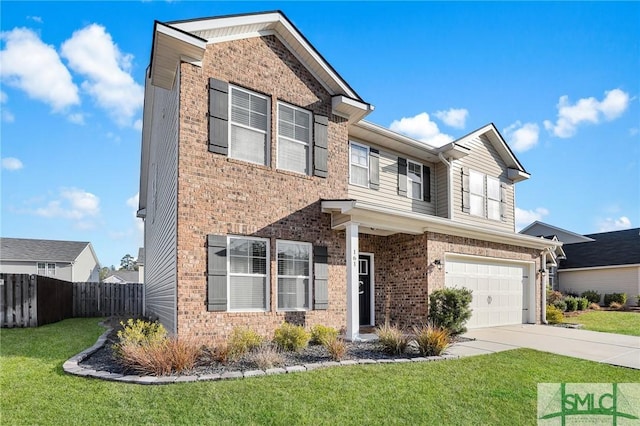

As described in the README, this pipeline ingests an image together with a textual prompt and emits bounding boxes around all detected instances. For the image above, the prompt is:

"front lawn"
[563,310,640,336]
[2,318,639,425]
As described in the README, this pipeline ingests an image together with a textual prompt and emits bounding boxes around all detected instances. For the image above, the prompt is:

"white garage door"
[445,257,530,328]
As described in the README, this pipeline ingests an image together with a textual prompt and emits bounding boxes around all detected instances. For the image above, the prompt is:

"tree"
[99,267,110,281]
[120,254,135,271]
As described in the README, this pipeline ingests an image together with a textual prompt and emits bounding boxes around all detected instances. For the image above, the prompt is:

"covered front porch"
[321,199,561,341]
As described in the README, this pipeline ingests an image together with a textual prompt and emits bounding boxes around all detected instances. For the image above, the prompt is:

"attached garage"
[445,255,535,328]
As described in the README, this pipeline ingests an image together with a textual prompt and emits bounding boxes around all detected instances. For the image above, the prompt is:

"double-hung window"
[277,241,311,310]
[349,142,369,187]
[469,170,485,217]
[277,103,311,174]
[228,237,269,311]
[229,87,270,165]
[486,176,501,221]
[407,160,423,200]
[37,262,56,276]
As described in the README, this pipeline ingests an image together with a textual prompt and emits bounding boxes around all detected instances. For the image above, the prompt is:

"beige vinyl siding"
[451,134,515,232]
[144,72,179,333]
[348,141,435,216]
[435,162,449,218]
[73,245,100,282]
[0,261,72,280]
[559,266,640,306]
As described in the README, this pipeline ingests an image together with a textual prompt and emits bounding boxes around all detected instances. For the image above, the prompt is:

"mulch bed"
[79,319,470,377]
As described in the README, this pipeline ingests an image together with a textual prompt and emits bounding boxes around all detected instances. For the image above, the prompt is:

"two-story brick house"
[138,11,561,343]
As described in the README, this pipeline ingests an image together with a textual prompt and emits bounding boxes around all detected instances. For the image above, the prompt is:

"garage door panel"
[445,257,529,328]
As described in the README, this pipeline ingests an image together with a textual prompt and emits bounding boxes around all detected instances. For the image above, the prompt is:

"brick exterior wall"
[175,35,350,344]
[171,34,544,344]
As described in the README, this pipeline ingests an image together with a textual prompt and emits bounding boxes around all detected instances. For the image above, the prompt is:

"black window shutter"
[423,165,431,202]
[206,234,227,311]
[461,167,470,213]
[500,182,508,221]
[397,157,407,196]
[313,245,329,310]
[208,78,229,155]
[369,148,380,190]
[313,115,328,178]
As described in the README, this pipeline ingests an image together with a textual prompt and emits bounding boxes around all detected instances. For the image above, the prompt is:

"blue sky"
[1,1,638,268]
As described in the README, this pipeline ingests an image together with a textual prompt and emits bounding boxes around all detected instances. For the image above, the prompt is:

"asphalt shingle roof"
[559,228,640,269]
[0,237,90,263]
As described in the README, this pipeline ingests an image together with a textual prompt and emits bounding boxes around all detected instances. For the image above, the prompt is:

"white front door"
[445,257,530,328]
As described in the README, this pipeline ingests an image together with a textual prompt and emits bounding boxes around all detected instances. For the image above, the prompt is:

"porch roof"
[321,200,562,251]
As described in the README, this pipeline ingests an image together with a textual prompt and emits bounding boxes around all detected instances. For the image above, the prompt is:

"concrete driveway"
[448,324,640,370]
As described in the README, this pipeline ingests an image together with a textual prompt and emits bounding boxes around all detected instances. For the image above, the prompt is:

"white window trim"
[276,101,312,175]
[349,141,370,188]
[228,85,271,166]
[469,169,486,218]
[486,176,501,222]
[37,262,56,276]
[227,235,270,313]
[407,159,423,201]
[276,239,312,312]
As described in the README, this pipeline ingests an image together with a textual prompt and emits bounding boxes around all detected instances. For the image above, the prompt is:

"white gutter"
[438,153,453,219]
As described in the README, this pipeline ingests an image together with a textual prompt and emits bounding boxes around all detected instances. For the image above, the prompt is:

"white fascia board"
[323,200,562,250]
[138,75,154,213]
[171,12,283,34]
[508,168,531,182]
[332,96,374,122]
[156,22,208,48]
[321,200,357,214]
[559,264,640,273]
[353,121,439,154]
[455,123,526,173]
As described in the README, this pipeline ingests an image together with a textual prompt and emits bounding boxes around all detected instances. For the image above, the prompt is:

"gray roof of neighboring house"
[559,228,640,269]
[0,237,90,263]
[104,270,140,283]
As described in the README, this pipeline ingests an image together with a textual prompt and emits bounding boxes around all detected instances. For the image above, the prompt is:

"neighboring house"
[521,222,640,305]
[0,237,100,282]
[137,247,145,284]
[103,270,141,284]
[137,11,560,342]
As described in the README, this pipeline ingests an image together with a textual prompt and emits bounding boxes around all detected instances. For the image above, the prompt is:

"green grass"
[563,310,640,336]
[2,318,639,425]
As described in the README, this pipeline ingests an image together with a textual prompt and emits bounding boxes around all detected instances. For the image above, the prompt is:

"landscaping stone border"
[63,323,460,386]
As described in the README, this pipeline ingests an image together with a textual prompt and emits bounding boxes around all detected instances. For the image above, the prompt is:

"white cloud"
[544,89,630,138]
[133,119,143,132]
[0,91,7,103]
[27,16,43,24]
[1,157,24,170]
[67,113,85,125]
[34,188,100,221]
[389,112,454,147]
[515,207,549,231]
[434,108,468,129]
[61,24,143,127]
[127,193,144,246]
[503,121,540,152]
[597,216,631,232]
[0,27,80,111]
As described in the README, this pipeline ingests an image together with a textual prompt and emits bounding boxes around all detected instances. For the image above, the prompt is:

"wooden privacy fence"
[1,273,144,328]
[73,281,143,318]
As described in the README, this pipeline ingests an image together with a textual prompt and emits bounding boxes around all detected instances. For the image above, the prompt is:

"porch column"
[345,222,360,341]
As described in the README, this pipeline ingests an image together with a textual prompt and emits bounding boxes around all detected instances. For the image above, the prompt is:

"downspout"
[540,251,547,324]
[437,153,453,219]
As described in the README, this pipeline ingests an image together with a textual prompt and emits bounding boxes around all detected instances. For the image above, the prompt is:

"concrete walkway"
[448,324,640,370]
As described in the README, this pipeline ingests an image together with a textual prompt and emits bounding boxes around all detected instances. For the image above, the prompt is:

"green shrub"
[427,287,473,335]
[412,323,451,356]
[576,297,589,311]
[580,290,601,305]
[273,323,310,352]
[546,290,564,305]
[604,293,627,306]
[564,296,578,312]
[546,305,564,324]
[376,323,409,355]
[323,336,347,361]
[228,326,263,359]
[636,295,640,307]
[310,324,338,345]
[114,318,167,355]
[552,299,567,312]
